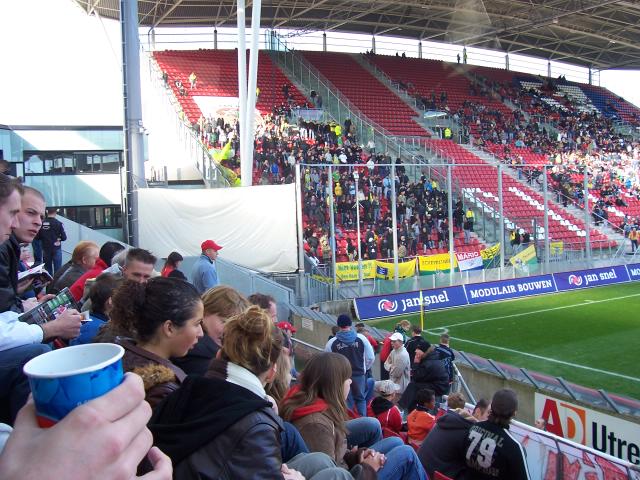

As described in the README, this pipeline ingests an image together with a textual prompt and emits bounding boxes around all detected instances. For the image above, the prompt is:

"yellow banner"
[550,241,564,256]
[481,243,501,261]
[510,244,537,266]
[335,260,375,282]
[375,259,416,279]
[419,253,456,274]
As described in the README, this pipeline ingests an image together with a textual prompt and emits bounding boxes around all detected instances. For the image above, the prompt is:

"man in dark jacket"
[399,345,450,412]
[405,325,430,365]
[461,389,531,480]
[36,208,66,275]
[0,186,46,313]
[418,409,475,478]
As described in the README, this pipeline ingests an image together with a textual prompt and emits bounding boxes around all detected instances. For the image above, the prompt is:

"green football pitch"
[365,282,640,400]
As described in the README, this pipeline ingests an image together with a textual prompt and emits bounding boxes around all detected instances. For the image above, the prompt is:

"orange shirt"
[407,409,436,444]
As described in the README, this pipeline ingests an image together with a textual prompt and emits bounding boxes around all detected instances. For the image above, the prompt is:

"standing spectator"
[384,332,410,394]
[189,71,197,89]
[434,333,456,392]
[630,227,638,253]
[191,239,222,294]
[324,314,374,417]
[405,325,430,365]
[161,251,183,278]
[380,321,410,380]
[463,389,531,480]
[355,323,379,353]
[0,186,46,313]
[35,208,66,275]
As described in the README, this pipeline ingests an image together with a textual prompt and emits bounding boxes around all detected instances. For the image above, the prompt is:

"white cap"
[390,332,404,342]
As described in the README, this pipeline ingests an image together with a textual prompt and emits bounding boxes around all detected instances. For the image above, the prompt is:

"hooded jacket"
[149,358,282,480]
[417,410,474,478]
[367,397,402,437]
[325,329,374,375]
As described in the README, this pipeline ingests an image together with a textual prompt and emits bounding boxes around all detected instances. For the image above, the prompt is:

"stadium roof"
[74,0,640,70]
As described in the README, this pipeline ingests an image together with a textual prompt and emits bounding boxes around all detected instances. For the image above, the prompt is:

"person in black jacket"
[172,285,249,376]
[35,208,66,275]
[405,325,430,365]
[151,306,349,480]
[418,409,475,478]
[399,345,450,412]
[0,186,46,313]
[461,389,531,480]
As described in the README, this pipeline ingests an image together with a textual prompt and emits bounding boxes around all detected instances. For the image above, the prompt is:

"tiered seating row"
[153,50,308,123]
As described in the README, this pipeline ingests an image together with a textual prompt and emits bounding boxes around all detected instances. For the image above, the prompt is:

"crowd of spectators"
[0,173,536,479]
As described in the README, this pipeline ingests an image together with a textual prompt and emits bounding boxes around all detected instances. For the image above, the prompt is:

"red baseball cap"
[201,240,223,252]
[277,321,297,333]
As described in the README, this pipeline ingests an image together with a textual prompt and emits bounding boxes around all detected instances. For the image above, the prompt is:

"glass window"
[24,154,44,174]
[23,150,122,175]
[54,205,122,230]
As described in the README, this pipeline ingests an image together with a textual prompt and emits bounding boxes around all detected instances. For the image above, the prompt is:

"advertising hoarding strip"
[354,264,640,321]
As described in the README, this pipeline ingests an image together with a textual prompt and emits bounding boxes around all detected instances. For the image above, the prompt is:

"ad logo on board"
[568,274,583,287]
[377,299,398,313]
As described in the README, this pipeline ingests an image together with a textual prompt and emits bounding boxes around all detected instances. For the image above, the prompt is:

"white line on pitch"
[427,333,640,383]
[439,292,640,329]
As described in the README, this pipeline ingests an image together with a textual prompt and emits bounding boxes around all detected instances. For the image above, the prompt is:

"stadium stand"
[153,49,309,123]
[302,52,428,137]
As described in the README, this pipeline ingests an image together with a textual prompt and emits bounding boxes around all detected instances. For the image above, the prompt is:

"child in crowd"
[407,388,436,448]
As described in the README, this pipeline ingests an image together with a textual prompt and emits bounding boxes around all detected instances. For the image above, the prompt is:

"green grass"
[366,282,640,400]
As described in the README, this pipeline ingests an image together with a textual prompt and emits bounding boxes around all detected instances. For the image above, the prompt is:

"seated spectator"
[446,392,466,411]
[407,388,436,448]
[48,241,99,295]
[103,277,203,407]
[150,306,347,479]
[69,241,124,301]
[172,285,249,376]
[282,352,428,480]
[367,380,404,440]
[161,251,183,278]
[0,186,46,313]
[0,176,83,426]
[472,398,490,422]
[463,389,530,479]
[69,274,121,346]
[400,345,450,413]
[417,407,475,479]
[0,373,172,479]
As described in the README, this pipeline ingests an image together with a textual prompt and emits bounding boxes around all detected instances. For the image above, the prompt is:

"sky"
[0,0,638,126]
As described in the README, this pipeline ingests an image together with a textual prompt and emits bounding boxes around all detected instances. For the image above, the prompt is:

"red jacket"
[367,398,402,437]
[69,258,108,301]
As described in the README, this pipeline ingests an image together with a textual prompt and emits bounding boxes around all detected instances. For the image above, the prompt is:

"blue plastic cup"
[23,343,125,428]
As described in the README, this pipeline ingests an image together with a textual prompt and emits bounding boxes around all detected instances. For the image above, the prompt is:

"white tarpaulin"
[138,184,298,272]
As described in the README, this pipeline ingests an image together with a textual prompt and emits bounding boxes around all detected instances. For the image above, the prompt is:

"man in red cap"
[191,239,222,294]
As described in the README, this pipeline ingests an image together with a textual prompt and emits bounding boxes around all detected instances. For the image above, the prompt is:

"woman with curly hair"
[105,277,204,407]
